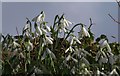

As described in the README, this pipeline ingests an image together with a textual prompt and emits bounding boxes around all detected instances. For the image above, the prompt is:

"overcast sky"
[2,2,118,42]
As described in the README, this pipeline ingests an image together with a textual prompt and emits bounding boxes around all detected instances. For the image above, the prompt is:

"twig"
[88,18,93,29]
[108,14,120,24]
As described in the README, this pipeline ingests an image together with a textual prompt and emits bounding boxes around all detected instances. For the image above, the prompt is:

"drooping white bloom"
[45,25,51,32]
[46,48,56,59]
[95,51,101,61]
[107,52,115,65]
[65,46,74,53]
[99,56,108,64]
[84,68,91,75]
[81,57,90,65]
[79,26,90,38]
[97,69,101,75]
[23,24,30,36]
[13,41,20,48]
[71,66,75,74]
[109,69,119,76]
[70,38,74,45]
[70,36,81,45]
[27,40,33,51]
[36,25,42,35]
[44,36,53,44]
[36,11,45,23]
[58,16,72,32]
[99,39,111,52]
[66,55,71,61]
[23,18,31,37]
[41,28,47,34]
[19,52,25,59]
[41,51,47,61]
[71,57,78,63]
[61,17,72,27]
[73,37,81,44]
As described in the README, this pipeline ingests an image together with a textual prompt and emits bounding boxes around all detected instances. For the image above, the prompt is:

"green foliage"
[1,11,120,76]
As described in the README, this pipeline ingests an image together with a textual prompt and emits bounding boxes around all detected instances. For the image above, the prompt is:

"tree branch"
[108,14,120,24]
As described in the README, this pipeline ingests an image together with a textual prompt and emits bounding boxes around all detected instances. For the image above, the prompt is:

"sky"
[1,2,118,42]
[0,0,117,2]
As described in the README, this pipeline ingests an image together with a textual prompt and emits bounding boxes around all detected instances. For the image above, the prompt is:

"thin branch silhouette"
[108,14,120,24]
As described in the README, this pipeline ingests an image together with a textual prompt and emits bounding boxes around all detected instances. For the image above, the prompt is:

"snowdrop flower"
[84,68,91,75]
[109,69,119,76]
[19,52,25,59]
[58,16,72,32]
[66,55,71,61]
[99,56,108,64]
[36,25,42,36]
[70,37,81,45]
[95,51,101,61]
[41,50,47,61]
[41,48,56,60]
[97,69,106,76]
[44,36,53,45]
[43,25,51,32]
[107,52,115,65]
[71,66,75,74]
[61,16,72,27]
[97,69,101,75]
[13,41,20,48]
[27,40,33,51]
[23,18,31,37]
[71,57,78,63]
[81,57,90,65]
[35,25,51,36]
[32,11,45,23]
[65,46,74,53]
[79,26,90,38]
[99,39,111,52]
[41,28,47,34]
[37,11,45,23]
[46,48,56,59]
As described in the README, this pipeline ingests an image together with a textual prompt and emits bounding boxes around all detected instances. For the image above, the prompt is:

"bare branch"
[108,14,120,24]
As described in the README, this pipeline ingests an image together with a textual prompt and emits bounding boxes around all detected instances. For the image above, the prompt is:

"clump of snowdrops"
[0,11,120,76]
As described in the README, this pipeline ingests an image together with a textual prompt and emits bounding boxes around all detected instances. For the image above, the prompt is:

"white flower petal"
[41,28,47,34]
[37,11,45,23]
[65,48,69,53]
[82,57,90,65]
[95,51,101,61]
[99,39,112,52]
[36,26,42,35]
[71,57,78,63]
[41,51,47,61]
[73,37,81,44]
[13,41,20,47]
[82,26,90,37]
[46,48,56,59]
[70,38,74,45]
[45,25,51,32]
[109,69,119,76]
[66,55,71,61]
[26,40,33,51]
[45,36,53,44]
